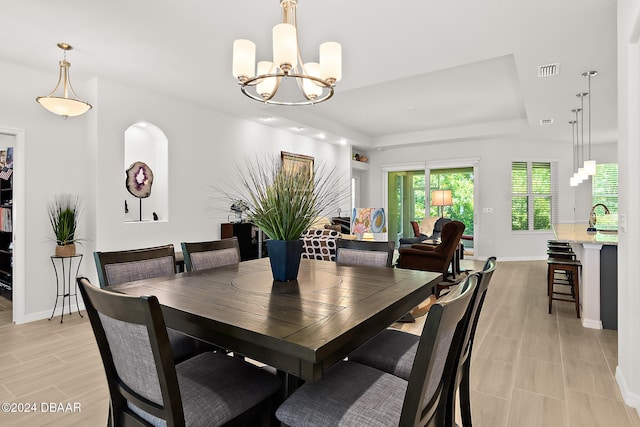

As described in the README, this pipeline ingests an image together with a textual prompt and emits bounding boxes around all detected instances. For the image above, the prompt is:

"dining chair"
[180,237,241,272]
[275,271,476,427]
[335,239,395,268]
[348,257,497,427]
[77,277,281,427]
[93,244,206,363]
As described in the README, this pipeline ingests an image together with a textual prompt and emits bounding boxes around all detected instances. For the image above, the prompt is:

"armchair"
[397,220,465,280]
[398,217,452,247]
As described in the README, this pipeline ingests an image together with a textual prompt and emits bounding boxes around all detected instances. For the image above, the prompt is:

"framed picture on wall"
[281,151,314,180]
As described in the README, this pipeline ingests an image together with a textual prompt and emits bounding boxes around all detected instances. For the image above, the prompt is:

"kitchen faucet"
[587,203,610,232]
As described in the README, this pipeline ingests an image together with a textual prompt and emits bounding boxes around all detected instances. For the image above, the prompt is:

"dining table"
[111,257,441,391]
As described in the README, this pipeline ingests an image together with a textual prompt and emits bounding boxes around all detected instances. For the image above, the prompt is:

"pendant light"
[576,93,589,181]
[582,71,598,175]
[569,120,579,186]
[571,108,584,183]
[232,0,342,106]
[36,43,92,118]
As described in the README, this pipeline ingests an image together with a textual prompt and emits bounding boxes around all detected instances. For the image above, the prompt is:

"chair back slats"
[335,239,395,268]
[78,277,185,425]
[94,244,176,288]
[181,238,241,272]
[400,272,478,426]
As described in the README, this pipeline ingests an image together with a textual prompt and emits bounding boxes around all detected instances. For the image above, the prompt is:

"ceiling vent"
[537,63,560,77]
[540,118,554,125]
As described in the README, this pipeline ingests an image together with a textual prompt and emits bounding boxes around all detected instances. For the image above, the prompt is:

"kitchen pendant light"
[582,71,598,176]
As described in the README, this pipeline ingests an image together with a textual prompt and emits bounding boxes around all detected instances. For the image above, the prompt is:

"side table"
[49,253,84,323]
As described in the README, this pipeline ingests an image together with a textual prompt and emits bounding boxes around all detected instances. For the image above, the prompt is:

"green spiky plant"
[222,155,347,241]
[48,194,81,246]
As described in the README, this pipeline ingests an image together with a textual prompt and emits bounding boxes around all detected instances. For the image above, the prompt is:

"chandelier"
[36,43,92,118]
[232,0,342,106]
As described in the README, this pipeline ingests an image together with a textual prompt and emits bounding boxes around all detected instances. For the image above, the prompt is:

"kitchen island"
[553,223,618,329]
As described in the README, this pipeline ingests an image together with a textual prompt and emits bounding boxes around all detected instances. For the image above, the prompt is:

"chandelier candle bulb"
[320,42,342,84]
[302,62,322,98]
[273,23,297,72]
[232,39,256,81]
[257,61,276,98]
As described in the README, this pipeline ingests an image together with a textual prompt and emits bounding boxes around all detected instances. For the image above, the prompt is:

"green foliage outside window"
[511,161,553,231]
[429,168,474,234]
[592,163,618,214]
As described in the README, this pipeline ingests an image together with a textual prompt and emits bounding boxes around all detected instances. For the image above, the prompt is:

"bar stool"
[548,257,581,317]
[546,241,576,295]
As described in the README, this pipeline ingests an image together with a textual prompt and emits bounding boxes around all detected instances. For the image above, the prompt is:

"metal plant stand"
[49,253,83,323]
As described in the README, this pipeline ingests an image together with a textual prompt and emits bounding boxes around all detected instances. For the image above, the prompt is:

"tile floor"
[0,260,638,426]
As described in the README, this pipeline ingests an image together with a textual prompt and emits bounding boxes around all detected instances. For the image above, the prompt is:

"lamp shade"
[232,39,256,80]
[431,190,453,207]
[273,23,297,71]
[320,41,342,83]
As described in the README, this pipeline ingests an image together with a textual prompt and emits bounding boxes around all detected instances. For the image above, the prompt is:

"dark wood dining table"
[111,257,441,387]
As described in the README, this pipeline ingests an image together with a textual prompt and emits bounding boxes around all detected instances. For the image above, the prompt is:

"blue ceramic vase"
[266,239,304,282]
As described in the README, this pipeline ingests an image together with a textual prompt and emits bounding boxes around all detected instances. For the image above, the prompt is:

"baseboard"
[21,302,86,324]
[616,366,640,416]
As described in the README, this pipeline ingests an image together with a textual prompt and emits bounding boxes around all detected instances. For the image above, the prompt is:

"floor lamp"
[431,190,453,218]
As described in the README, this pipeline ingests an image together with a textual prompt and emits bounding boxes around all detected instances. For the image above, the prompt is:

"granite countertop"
[553,223,618,246]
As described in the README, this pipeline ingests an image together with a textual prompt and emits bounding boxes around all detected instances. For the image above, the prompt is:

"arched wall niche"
[124,122,169,222]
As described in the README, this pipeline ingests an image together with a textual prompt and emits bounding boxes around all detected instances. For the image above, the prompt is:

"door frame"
[0,127,24,323]
[382,158,479,259]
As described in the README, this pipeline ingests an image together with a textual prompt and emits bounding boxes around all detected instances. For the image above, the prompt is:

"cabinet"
[0,171,12,298]
[221,223,266,261]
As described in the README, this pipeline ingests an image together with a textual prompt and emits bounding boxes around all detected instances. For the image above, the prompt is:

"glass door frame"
[382,157,479,258]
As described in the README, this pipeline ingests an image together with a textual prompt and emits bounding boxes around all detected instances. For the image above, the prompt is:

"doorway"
[384,158,478,258]
[0,131,19,326]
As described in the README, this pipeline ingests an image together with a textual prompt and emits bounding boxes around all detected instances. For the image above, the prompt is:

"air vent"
[538,63,560,77]
[540,118,554,125]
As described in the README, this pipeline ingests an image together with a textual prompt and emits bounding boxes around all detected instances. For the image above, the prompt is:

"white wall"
[92,78,350,261]
[0,59,351,323]
[362,137,613,260]
[0,59,90,322]
[616,0,640,414]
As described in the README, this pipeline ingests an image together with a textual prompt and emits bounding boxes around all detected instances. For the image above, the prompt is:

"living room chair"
[335,239,395,268]
[180,237,241,272]
[275,271,476,427]
[300,229,340,261]
[348,257,497,427]
[397,220,465,292]
[93,244,206,363]
[78,277,281,427]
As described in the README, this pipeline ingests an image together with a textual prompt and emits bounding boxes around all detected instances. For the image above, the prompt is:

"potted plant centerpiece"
[48,194,81,257]
[223,154,345,282]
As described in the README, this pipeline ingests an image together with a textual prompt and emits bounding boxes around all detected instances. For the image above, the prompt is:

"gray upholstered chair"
[349,257,497,427]
[78,277,280,427]
[180,237,241,272]
[275,270,476,427]
[335,239,395,268]
[93,244,204,363]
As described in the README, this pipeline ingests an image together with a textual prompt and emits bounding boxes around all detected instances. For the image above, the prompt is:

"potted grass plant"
[222,154,346,282]
[48,194,81,257]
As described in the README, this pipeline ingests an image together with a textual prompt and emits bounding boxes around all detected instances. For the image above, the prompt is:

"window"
[412,173,425,221]
[592,163,618,214]
[429,167,474,234]
[511,161,556,231]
